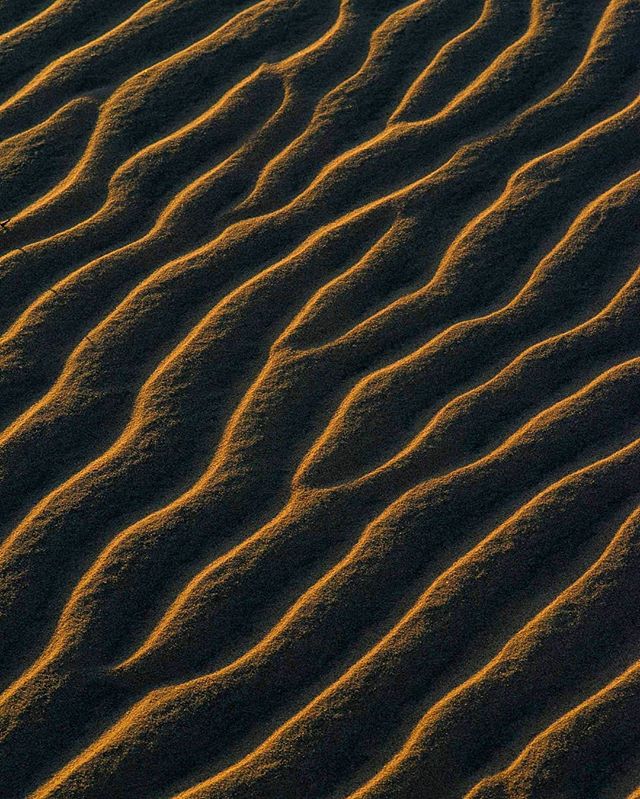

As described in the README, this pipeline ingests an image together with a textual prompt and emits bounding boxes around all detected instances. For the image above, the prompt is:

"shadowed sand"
[0,1,639,797]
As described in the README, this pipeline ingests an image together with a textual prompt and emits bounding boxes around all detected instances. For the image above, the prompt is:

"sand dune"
[0,0,639,797]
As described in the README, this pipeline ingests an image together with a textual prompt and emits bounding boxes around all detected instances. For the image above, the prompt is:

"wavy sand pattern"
[0,1,639,796]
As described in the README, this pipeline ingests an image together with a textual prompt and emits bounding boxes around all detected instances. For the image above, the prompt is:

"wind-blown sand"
[0,1,639,797]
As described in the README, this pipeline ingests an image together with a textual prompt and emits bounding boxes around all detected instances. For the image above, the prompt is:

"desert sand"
[0,0,639,797]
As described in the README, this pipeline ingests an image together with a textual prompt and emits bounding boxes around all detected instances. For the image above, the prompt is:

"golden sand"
[0,1,639,797]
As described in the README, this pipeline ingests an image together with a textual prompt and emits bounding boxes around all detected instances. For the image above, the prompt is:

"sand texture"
[1,0,640,797]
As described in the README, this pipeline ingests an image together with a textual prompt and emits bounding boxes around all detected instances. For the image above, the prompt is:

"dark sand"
[0,1,639,797]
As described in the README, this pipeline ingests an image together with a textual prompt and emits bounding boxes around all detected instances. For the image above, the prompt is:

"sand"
[0,0,639,797]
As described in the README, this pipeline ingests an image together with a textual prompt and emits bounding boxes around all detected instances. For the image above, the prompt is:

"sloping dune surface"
[1,1,639,797]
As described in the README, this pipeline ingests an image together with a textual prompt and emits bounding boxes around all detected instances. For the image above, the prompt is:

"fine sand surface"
[0,1,639,797]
